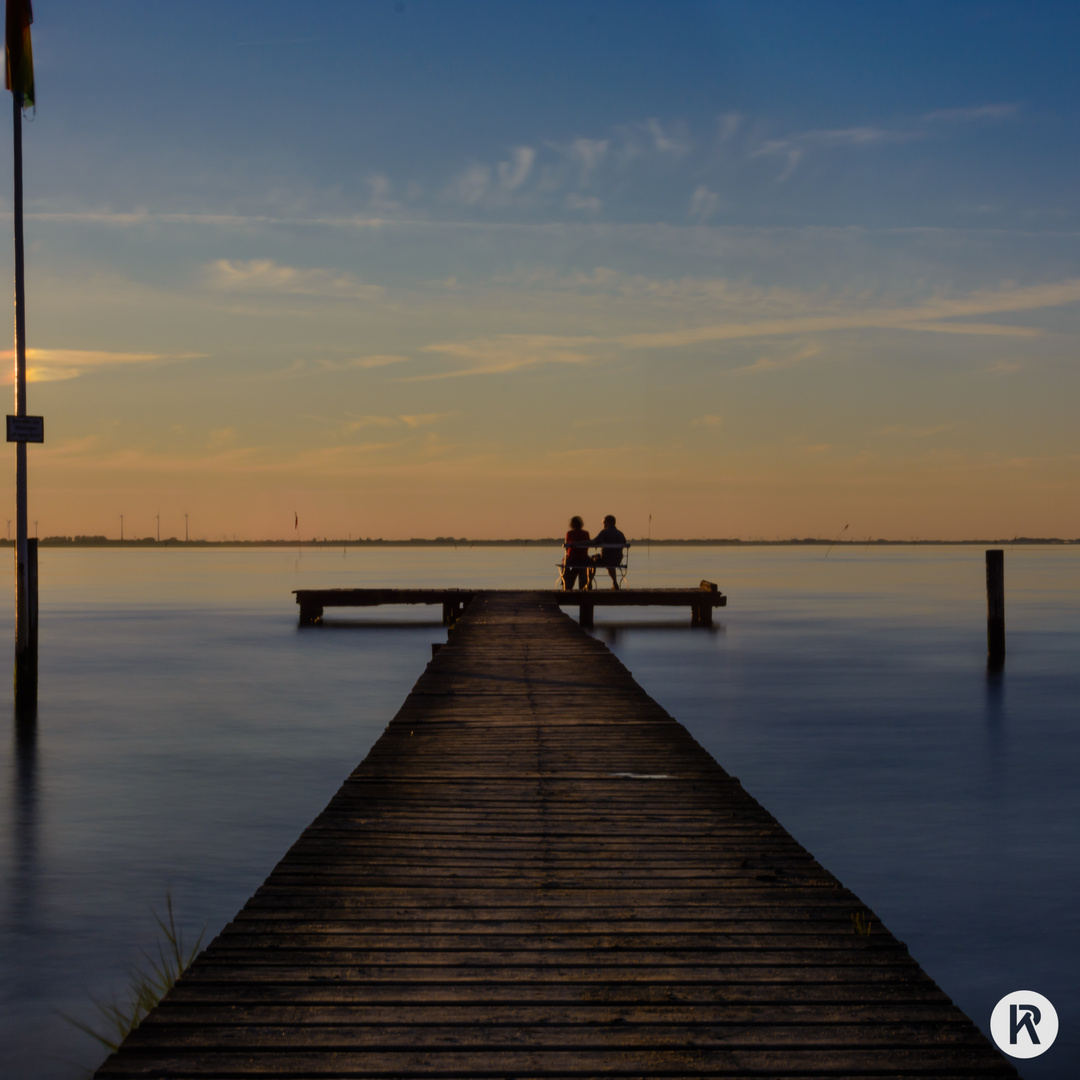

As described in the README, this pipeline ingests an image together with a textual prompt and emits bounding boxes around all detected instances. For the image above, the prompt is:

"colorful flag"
[5,0,34,108]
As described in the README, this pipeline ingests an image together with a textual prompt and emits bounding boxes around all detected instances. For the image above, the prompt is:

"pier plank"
[95,592,1013,1078]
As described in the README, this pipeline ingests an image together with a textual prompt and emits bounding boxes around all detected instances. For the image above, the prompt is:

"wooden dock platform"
[96,592,1013,1078]
[295,583,727,628]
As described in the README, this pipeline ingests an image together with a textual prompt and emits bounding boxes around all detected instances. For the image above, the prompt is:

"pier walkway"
[96,592,1012,1078]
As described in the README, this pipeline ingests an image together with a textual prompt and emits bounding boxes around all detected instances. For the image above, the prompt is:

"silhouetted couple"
[562,514,627,590]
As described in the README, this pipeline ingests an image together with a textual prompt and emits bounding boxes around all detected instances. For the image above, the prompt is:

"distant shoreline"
[3,537,1077,549]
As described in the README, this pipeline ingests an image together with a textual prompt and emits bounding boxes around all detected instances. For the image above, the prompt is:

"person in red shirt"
[562,516,591,590]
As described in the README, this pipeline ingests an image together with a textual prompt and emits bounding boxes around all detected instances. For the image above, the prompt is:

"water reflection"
[592,620,726,646]
[982,666,1006,790]
[984,665,1005,725]
[302,619,447,631]
[10,707,38,931]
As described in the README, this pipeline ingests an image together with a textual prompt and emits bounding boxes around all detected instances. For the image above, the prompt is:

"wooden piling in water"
[986,549,1005,670]
[95,592,1014,1078]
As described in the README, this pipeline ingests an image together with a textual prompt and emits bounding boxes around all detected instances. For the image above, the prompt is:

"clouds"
[344,412,450,431]
[689,185,720,222]
[1,348,202,383]
[748,102,1021,183]
[417,336,595,379]
[356,95,1023,225]
[497,147,536,191]
[922,104,1019,124]
[439,118,696,218]
[207,259,383,300]
[450,146,541,207]
[406,273,1080,380]
[27,94,1031,233]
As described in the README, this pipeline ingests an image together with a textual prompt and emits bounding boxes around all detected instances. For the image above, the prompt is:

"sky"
[3,0,1080,541]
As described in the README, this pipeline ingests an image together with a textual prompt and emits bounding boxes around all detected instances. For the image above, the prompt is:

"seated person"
[591,514,627,589]
[562,516,591,591]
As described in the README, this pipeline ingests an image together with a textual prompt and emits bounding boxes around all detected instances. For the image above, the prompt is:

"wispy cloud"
[206,259,383,299]
[0,347,204,383]
[30,210,389,229]
[802,126,920,146]
[229,36,324,47]
[565,138,609,183]
[344,412,451,431]
[717,112,742,143]
[566,193,602,213]
[689,185,720,222]
[923,104,1019,124]
[749,103,1018,181]
[731,344,823,376]
[877,423,953,438]
[311,354,410,372]
[413,336,596,379]
[449,146,538,208]
[453,163,492,206]
[643,118,690,156]
[498,147,536,191]
[409,277,1080,379]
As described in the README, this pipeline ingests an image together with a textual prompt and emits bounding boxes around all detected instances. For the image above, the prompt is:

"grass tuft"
[850,909,874,936]
[62,892,205,1055]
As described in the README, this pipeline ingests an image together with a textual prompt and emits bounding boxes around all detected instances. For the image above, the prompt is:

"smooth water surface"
[0,545,1076,1078]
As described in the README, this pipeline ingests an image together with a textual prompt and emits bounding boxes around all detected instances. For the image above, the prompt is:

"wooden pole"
[986,549,1005,670]
[26,534,36,654]
[12,89,34,712]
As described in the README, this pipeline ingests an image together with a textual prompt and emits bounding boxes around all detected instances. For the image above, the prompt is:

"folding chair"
[587,543,630,590]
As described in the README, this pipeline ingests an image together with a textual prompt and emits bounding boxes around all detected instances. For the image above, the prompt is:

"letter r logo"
[992,991,1057,1058]
[1009,1003,1041,1045]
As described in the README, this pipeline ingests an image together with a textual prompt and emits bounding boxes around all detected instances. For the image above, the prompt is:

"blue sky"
[4,1,1080,539]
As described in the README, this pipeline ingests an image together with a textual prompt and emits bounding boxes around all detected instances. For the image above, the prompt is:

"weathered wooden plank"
[120,1020,998,1050]
[160,981,959,1007]
[140,1002,975,1025]
[95,592,1013,1079]
[96,1046,1014,1078]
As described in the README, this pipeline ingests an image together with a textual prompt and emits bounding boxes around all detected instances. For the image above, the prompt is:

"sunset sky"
[4,0,1080,540]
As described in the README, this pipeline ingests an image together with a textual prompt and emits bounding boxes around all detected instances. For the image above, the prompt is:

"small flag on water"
[4,0,34,108]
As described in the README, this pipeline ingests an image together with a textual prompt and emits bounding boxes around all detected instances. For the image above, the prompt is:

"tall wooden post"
[12,89,34,711]
[986,549,1005,671]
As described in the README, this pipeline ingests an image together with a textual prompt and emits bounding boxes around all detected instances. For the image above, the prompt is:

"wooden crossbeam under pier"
[294,583,727,628]
[95,592,1014,1079]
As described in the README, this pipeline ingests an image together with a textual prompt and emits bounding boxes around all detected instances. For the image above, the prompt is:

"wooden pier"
[295,583,727,628]
[96,592,1013,1078]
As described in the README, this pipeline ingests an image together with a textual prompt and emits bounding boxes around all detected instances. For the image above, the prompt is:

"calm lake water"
[1,545,1077,1078]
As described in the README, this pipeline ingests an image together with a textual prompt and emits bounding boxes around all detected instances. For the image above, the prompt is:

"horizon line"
[6,536,1078,548]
